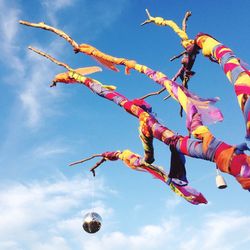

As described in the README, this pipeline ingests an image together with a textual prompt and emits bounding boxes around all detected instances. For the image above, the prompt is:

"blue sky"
[1,0,250,249]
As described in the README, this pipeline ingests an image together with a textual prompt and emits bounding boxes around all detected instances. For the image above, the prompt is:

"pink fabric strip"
[234,85,250,96]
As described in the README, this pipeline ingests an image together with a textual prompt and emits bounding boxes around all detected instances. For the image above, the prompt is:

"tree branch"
[182,11,192,33]
[29,46,72,71]
[139,87,166,99]
[89,158,107,177]
[19,20,79,49]
[170,50,186,61]
[69,154,103,166]
[140,8,154,26]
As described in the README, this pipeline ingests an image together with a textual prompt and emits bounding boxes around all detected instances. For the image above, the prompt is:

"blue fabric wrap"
[234,143,250,154]
[90,82,126,106]
[211,43,222,61]
[90,82,109,97]
[220,51,236,69]
[204,137,223,161]
[176,137,222,162]
[212,45,245,83]
[231,66,245,84]
[113,95,127,106]
[186,140,204,158]
[176,138,204,159]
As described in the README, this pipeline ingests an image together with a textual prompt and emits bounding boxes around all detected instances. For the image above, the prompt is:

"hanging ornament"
[215,168,227,189]
[82,212,102,234]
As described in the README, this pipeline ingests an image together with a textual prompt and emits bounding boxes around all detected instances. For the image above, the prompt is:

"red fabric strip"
[179,137,189,156]
[234,85,250,96]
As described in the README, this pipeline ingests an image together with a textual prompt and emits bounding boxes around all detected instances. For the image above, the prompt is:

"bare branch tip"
[140,9,153,26]
[91,169,96,177]
[50,83,57,88]
[163,94,171,101]
[145,8,151,18]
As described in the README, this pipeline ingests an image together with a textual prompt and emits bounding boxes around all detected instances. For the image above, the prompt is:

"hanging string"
[90,171,96,212]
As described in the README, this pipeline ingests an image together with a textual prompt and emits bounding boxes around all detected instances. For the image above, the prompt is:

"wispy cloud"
[82,0,129,40]
[0,0,67,129]
[0,0,24,73]
[42,0,75,26]
[82,218,179,250]
[79,211,250,250]
[1,175,250,250]
[18,61,62,128]
[180,211,250,250]
[0,175,113,249]
[33,237,71,250]
[165,194,182,209]
[42,0,130,41]
[34,142,70,158]
[1,0,129,129]
[19,53,59,128]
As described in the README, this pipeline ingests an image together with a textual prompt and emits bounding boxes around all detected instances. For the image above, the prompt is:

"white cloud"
[0,241,22,250]
[80,211,250,250]
[42,0,75,25]
[18,41,67,128]
[41,0,129,41]
[0,175,113,250]
[43,0,73,10]
[179,211,250,250]
[76,0,129,40]
[82,218,179,250]
[133,204,143,212]
[19,59,56,127]
[165,194,182,209]
[0,0,129,129]
[0,1,19,42]
[31,136,71,160]
[32,236,71,250]
[34,144,70,158]
[0,1,67,129]
[1,175,250,250]
[20,88,40,126]
[0,0,24,73]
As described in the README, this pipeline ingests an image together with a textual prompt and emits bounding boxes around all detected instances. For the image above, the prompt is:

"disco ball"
[82,212,102,234]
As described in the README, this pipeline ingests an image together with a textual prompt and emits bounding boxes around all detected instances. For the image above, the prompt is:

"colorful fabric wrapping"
[55,69,250,190]
[140,14,193,48]
[20,21,250,193]
[146,17,189,41]
[65,40,223,134]
[140,67,223,132]
[101,149,207,205]
[76,44,137,74]
[168,181,207,205]
[195,33,250,139]
[172,43,199,88]
[102,151,121,161]
[138,128,155,164]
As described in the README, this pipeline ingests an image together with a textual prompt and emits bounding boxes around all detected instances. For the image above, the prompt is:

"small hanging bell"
[216,169,227,189]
